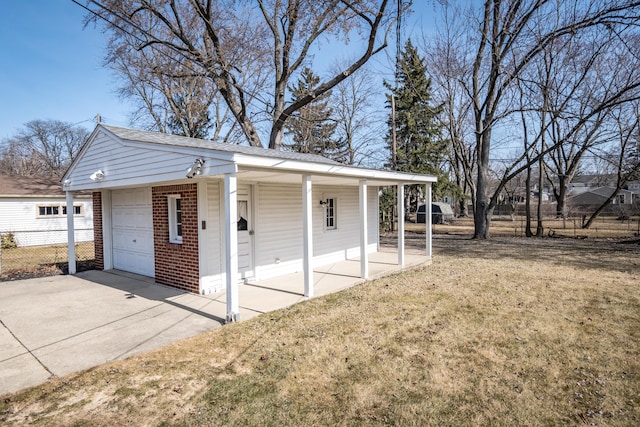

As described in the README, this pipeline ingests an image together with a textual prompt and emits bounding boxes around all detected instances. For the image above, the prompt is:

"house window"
[168,195,183,243]
[324,197,336,230]
[37,204,84,217]
[63,205,82,215]
[39,206,59,216]
[619,194,625,204]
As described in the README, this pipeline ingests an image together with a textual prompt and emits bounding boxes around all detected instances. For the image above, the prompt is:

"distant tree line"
[0,120,89,179]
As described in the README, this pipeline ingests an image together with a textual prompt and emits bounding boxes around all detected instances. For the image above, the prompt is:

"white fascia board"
[233,154,437,184]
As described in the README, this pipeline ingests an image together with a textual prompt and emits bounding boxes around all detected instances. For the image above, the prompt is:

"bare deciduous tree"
[0,120,89,178]
[86,0,394,148]
[329,64,384,166]
[425,1,476,216]
[427,0,640,238]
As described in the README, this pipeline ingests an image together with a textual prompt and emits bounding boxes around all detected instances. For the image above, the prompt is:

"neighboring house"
[62,125,436,321]
[0,174,93,247]
[628,181,640,204]
[569,186,634,213]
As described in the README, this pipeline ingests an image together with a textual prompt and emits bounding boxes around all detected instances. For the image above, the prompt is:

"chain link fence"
[0,229,95,281]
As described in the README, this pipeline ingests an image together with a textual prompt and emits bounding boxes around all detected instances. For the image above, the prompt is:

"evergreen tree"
[284,68,345,162]
[385,39,450,205]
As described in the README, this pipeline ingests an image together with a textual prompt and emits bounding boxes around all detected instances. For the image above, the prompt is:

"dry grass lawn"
[0,242,95,280]
[1,236,639,426]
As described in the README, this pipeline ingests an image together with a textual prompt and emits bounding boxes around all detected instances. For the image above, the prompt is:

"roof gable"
[63,124,437,190]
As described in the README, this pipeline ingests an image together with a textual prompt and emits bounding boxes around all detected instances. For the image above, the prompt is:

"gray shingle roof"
[102,125,341,166]
[0,174,65,196]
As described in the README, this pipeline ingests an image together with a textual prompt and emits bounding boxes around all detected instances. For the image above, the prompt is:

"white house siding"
[254,182,304,280]
[66,131,234,190]
[200,180,224,294]
[252,182,378,281]
[311,185,378,266]
[0,197,93,247]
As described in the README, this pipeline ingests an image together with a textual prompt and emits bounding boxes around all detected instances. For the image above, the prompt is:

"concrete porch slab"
[215,249,431,315]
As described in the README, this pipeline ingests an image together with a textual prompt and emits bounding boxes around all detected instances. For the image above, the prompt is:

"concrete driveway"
[0,250,430,395]
[0,270,243,395]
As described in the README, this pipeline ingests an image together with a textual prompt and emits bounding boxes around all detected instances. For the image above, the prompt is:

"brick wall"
[92,191,104,270]
[152,184,200,293]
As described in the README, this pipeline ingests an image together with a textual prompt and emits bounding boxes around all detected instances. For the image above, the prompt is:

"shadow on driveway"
[0,270,230,395]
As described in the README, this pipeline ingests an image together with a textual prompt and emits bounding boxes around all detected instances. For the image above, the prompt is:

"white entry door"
[111,188,155,277]
[237,184,254,280]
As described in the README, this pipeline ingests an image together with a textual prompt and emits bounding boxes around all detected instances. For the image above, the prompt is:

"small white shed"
[62,125,436,321]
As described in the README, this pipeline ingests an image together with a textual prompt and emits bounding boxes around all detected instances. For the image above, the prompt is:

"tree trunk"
[555,175,568,218]
[268,115,286,150]
[536,154,544,237]
[473,143,491,238]
[525,165,533,237]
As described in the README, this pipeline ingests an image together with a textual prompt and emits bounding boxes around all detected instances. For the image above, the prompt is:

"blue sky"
[0,0,132,139]
[0,1,435,141]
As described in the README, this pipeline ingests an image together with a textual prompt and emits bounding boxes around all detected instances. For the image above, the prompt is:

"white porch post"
[359,179,368,279]
[302,175,314,297]
[397,183,405,267]
[224,173,239,322]
[426,184,432,257]
[65,191,76,274]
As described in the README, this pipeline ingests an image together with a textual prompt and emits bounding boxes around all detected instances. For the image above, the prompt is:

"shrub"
[1,232,18,249]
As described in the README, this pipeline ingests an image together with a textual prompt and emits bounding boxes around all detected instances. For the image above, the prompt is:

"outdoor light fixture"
[319,199,329,206]
[63,179,71,188]
[89,170,105,181]
[186,158,205,178]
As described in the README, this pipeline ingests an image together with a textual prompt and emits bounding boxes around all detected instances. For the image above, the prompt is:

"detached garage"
[62,125,436,321]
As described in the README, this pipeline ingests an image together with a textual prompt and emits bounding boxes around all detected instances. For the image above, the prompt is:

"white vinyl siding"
[254,183,304,280]
[312,185,378,266]
[64,132,235,191]
[0,197,93,247]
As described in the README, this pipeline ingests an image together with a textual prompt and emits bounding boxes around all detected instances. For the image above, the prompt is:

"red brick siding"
[92,192,104,270]
[152,184,200,293]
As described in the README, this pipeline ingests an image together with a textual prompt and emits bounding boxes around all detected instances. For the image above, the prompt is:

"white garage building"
[62,125,436,321]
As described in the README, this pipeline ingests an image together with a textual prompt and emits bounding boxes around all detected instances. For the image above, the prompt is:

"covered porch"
[211,246,432,318]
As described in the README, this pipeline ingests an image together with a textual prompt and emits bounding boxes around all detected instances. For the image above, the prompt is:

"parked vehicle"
[417,202,454,224]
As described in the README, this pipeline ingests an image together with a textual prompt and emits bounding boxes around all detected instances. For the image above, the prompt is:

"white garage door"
[112,188,155,277]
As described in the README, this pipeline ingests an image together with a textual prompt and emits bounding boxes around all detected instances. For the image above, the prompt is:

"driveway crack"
[0,318,55,377]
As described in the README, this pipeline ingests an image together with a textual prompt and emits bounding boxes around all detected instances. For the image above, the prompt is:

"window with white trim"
[168,195,183,243]
[324,197,337,230]
[37,204,83,218]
